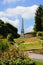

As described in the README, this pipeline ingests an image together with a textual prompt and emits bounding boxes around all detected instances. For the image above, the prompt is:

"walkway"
[26,51,43,61]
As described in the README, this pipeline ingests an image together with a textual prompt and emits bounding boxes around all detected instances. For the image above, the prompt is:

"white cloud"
[0,5,38,33]
[6,5,38,19]
[0,11,12,17]
[0,17,19,27]
[26,25,34,32]
[0,12,5,17]
[0,5,38,19]
[2,0,25,4]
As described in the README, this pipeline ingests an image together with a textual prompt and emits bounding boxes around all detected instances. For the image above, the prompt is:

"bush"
[37,32,43,36]
[0,35,3,39]
[37,31,43,40]
[0,58,35,65]
[7,33,14,42]
[0,41,9,52]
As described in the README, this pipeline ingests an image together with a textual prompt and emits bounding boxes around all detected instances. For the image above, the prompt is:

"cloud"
[0,5,38,19]
[0,11,12,17]
[0,5,38,33]
[2,0,25,4]
[26,25,34,32]
[0,17,19,27]
[6,5,38,19]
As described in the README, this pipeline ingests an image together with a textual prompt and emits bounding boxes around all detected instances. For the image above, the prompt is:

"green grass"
[15,37,43,51]
[34,60,43,65]
[19,43,42,50]
[15,37,41,43]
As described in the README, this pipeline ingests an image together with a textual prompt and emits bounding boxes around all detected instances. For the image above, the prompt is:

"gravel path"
[26,51,43,61]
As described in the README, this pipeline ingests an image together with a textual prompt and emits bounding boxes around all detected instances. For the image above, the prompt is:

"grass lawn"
[34,60,43,65]
[1,37,43,51]
[15,37,42,43]
[14,37,43,51]
[19,43,42,50]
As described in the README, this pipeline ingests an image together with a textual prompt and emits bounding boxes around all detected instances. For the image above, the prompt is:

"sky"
[0,0,43,34]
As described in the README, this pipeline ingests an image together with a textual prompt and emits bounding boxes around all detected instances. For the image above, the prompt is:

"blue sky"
[0,0,43,34]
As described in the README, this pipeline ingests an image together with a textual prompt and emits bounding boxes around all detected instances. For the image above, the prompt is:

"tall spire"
[21,18,24,38]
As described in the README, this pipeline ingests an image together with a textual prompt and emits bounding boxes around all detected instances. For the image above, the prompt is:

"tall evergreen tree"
[34,5,43,32]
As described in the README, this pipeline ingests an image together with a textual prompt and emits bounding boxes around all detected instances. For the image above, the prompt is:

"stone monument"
[21,18,24,38]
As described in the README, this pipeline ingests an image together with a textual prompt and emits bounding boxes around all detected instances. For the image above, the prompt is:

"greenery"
[0,58,35,65]
[0,40,9,52]
[37,31,43,40]
[0,40,35,65]
[34,60,43,65]
[15,37,43,54]
[0,58,43,65]
[34,5,43,32]
[0,19,20,38]
[0,38,43,64]
[37,32,43,36]
[7,33,14,42]
[19,42,42,51]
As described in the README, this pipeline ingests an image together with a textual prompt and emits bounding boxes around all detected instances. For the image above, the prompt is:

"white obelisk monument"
[21,18,24,38]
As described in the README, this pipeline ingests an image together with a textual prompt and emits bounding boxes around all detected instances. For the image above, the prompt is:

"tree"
[34,5,43,32]
[0,19,20,38]
[0,19,4,25]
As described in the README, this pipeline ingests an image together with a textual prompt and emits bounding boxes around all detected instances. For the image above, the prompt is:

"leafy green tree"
[41,16,43,28]
[0,19,4,26]
[0,20,20,38]
[34,5,43,32]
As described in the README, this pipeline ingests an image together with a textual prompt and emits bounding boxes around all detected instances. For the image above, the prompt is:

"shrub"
[0,41,9,52]
[0,58,35,65]
[37,31,43,40]
[0,35,3,39]
[37,31,43,36]
[7,33,14,42]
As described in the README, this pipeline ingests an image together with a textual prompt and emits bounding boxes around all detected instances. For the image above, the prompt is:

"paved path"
[26,51,43,61]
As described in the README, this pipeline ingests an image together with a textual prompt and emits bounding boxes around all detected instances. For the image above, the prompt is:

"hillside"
[15,37,43,54]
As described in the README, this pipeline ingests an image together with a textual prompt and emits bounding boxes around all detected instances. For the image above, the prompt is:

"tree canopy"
[34,5,43,32]
[0,19,20,38]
